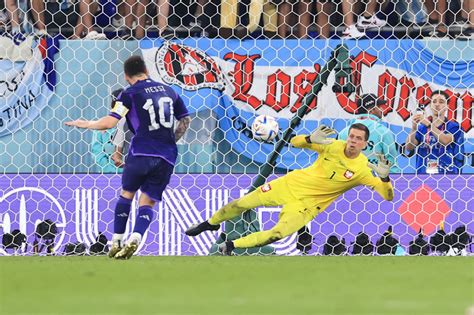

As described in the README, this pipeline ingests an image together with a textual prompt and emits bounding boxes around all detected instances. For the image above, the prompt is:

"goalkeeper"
[186,123,394,255]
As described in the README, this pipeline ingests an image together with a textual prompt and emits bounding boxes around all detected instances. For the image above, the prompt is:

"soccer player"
[186,123,394,255]
[65,55,191,259]
[339,94,400,173]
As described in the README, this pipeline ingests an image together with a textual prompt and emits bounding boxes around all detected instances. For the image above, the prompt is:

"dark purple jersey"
[109,79,189,165]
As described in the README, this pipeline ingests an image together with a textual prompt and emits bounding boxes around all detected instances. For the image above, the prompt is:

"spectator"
[405,90,465,174]
[423,0,447,37]
[109,0,126,30]
[1,0,21,33]
[30,0,106,39]
[315,1,334,38]
[457,0,473,39]
[341,0,387,39]
[277,0,312,39]
[220,0,277,38]
[154,0,170,37]
[187,0,217,36]
[395,0,427,27]
[339,94,400,173]
[188,0,205,28]
[276,0,292,38]
[121,0,168,38]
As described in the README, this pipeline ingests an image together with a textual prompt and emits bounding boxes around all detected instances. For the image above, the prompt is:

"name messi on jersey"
[144,86,166,94]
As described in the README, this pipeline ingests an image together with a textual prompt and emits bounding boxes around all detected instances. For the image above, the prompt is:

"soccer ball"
[251,115,279,142]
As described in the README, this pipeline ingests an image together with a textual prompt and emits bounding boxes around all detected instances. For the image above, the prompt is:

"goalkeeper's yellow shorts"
[240,176,322,221]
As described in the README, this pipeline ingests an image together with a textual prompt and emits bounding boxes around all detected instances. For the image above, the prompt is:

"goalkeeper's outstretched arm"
[290,125,336,152]
[290,135,323,151]
[370,178,394,201]
[364,154,395,201]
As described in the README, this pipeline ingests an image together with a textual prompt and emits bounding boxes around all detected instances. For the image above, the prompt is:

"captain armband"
[111,101,129,118]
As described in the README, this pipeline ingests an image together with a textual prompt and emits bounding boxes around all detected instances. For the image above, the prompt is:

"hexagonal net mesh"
[0,0,472,256]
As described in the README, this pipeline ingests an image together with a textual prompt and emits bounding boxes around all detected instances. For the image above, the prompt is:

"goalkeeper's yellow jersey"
[285,136,394,211]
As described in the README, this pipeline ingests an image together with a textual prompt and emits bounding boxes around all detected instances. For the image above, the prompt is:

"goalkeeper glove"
[368,153,392,180]
[309,125,336,144]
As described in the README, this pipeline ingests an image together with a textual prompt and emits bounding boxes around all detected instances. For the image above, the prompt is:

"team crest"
[261,183,272,192]
[344,170,354,179]
[155,41,226,91]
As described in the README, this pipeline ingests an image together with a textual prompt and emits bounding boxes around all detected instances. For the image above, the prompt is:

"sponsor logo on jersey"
[155,42,226,91]
[260,183,272,192]
[344,170,354,179]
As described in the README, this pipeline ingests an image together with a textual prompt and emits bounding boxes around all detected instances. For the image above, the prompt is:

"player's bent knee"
[139,192,156,207]
[223,200,247,214]
[121,190,136,200]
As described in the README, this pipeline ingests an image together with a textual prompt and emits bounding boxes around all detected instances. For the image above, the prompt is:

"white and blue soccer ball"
[251,115,279,142]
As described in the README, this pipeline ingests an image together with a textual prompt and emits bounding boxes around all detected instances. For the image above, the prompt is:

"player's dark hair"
[349,123,370,141]
[431,90,450,101]
[124,55,147,77]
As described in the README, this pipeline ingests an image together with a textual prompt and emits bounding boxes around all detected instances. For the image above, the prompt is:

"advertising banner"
[0,174,471,255]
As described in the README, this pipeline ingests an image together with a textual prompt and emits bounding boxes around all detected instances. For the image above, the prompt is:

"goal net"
[0,0,472,256]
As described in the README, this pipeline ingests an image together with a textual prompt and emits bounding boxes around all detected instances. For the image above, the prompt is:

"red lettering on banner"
[441,89,459,121]
[224,53,262,110]
[221,52,470,134]
[397,76,415,121]
[265,69,292,112]
[460,92,473,133]
[336,52,378,114]
[291,65,320,113]
[377,70,397,115]
[416,84,432,108]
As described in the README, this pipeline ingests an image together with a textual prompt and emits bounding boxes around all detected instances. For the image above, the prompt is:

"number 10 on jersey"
[143,97,174,131]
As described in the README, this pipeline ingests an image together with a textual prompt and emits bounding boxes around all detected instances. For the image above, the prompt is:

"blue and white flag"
[141,39,473,171]
[0,35,53,137]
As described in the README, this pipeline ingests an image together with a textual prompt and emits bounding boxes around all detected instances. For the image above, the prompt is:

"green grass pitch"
[0,256,472,315]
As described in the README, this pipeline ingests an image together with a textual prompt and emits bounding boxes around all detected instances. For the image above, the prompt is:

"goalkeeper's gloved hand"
[309,125,336,145]
[368,153,392,180]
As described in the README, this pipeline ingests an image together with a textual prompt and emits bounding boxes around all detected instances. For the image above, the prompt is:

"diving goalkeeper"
[185,123,394,255]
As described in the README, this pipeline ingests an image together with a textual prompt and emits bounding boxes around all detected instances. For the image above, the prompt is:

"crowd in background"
[0,0,472,40]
